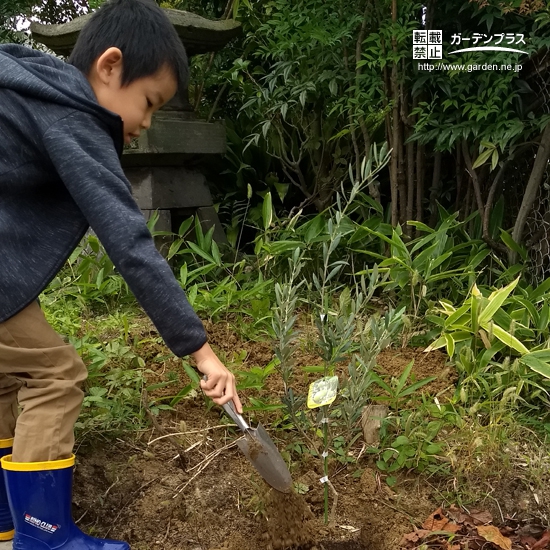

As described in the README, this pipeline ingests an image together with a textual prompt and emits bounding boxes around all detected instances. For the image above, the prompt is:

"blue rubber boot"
[0,439,14,541]
[1,454,130,550]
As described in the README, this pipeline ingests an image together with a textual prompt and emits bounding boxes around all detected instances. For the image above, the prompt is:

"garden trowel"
[203,375,292,493]
[220,399,293,493]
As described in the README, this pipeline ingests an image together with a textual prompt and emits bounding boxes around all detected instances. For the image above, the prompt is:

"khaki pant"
[0,301,87,462]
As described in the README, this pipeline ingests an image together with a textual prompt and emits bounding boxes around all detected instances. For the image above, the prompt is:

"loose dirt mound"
[263,489,316,549]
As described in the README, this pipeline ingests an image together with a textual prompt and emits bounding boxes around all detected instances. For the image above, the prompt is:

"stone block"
[122,120,226,166]
[127,168,213,210]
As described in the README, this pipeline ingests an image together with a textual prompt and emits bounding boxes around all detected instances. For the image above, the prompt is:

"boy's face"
[88,48,178,144]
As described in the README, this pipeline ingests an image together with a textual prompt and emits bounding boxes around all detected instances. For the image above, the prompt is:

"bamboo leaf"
[262,192,273,231]
[478,277,520,326]
[481,322,528,354]
[500,230,527,261]
[444,334,455,357]
[472,147,493,169]
[399,377,437,396]
[520,354,550,379]
[530,277,550,301]
[188,241,216,264]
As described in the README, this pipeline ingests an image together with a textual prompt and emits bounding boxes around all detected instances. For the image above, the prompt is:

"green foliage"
[272,248,304,392]
[0,0,34,43]
[164,215,275,333]
[219,0,398,210]
[427,277,550,409]
[369,360,436,410]
[373,399,463,480]
[45,233,132,312]
[253,143,391,280]
[357,211,491,315]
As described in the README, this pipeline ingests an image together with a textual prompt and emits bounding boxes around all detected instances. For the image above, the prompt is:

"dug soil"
[72,318,549,549]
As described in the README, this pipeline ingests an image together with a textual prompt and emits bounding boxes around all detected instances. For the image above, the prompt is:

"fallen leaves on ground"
[477,525,512,550]
[400,505,549,549]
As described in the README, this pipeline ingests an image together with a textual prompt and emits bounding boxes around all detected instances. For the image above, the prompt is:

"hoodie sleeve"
[42,110,208,357]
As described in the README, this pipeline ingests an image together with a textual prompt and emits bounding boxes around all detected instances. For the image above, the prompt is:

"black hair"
[68,0,187,89]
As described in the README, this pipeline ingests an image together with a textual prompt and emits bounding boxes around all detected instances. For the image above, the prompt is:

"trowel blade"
[236,423,292,493]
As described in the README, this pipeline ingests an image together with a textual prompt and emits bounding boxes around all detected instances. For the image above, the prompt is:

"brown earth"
[71,318,549,550]
[376,347,457,397]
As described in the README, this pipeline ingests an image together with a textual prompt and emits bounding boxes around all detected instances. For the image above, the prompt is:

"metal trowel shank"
[222,401,292,493]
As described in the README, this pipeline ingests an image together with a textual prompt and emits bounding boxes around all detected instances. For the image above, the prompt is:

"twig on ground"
[375,497,418,521]
[102,478,119,500]
[486,492,505,523]
[115,438,145,453]
[75,477,119,527]
[142,390,187,470]
[148,424,236,445]
[173,440,239,497]
[187,439,242,473]
[75,510,88,525]
[162,518,172,543]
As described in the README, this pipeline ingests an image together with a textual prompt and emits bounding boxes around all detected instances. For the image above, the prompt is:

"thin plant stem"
[322,405,329,524]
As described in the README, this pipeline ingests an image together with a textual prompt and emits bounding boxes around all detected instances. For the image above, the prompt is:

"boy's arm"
[43,112,242,411]
[43,112,205,356]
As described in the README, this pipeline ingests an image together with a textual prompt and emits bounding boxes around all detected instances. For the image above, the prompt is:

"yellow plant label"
[307,376,339,409]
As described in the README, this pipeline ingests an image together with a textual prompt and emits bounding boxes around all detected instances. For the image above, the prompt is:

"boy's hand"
[192,343,243,414]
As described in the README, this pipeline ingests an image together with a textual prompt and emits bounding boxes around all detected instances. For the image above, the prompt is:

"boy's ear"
[93,47,124,86]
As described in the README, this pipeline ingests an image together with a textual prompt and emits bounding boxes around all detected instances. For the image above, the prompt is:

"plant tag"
[307,376,338,409]
[319,476,329,484]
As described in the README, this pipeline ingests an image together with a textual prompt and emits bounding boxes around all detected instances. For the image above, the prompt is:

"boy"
[0,0,242,548]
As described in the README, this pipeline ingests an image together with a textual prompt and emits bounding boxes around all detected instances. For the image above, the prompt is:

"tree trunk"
[415,143,425,224]
[454,144,463,213]
[511,122,550,263]
[428,151,442,226]
[406,130,415,230]
[461,140,485,216]
[480,169,509,255]
[463,178,472,221]
[389,0,399,226]
[397,123,406,224]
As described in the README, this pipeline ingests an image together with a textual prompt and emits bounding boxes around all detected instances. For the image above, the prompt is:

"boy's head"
[69,0,187,144]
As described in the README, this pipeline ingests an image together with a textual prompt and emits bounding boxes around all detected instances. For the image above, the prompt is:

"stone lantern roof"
[30,9,242,57]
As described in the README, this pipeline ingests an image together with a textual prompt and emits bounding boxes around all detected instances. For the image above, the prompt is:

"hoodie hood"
[0,44,123,155]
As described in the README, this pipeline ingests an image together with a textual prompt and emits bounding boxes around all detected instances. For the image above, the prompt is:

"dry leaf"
[521,535,539,547]
[469,509,493,525]
[400,529,431,545]
[532,531,550,550]
[421,508,460,534]
[447,505,470,525]
[477,525,512,550]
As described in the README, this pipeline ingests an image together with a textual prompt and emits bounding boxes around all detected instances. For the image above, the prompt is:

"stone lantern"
[31,9,241,246]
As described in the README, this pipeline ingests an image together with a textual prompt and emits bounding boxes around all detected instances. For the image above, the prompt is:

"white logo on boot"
[24,513,59,533]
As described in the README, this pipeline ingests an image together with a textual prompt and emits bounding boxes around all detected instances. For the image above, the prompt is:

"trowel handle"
[222,400,250,432]
[202,375,249,431]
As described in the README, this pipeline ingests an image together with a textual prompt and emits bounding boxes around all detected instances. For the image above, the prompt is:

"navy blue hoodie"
[0,44,207,357]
